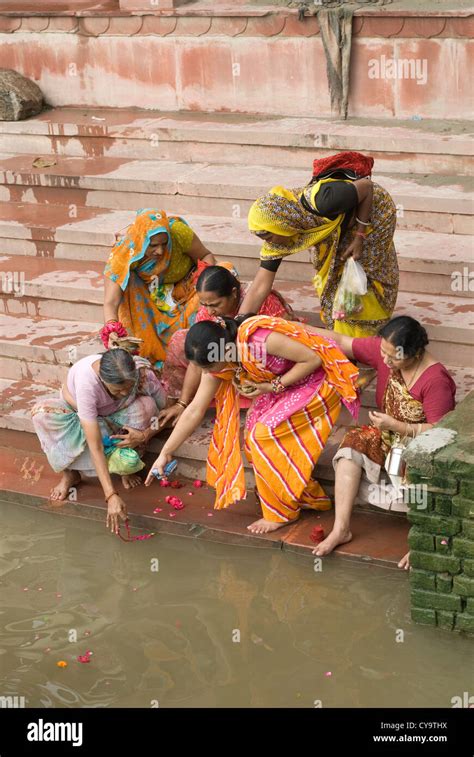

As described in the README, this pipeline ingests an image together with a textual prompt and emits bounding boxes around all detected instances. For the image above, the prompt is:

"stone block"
[410,569,436,591]
[410,551,461,574]
[455,612,474,634]
[436,610,455,630]
[453,538,474,560]
[452,496,474,519]
[408,527,434,552]
[453,574,474,597]
[411,607,436,626]
[411,589,462,612]
[435,573,453,593]
[407,510,461,536]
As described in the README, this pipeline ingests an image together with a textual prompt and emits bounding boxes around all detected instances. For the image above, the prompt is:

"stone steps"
[0,108,472,175]
[0,376,350,485]
[0,429,411,567]
[1,362,473,485]
[1,273,473,367]
[0,205,472,294]
[0,154,472,235]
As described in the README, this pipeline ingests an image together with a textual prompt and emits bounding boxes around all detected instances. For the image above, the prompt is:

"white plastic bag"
[332,258,367,320]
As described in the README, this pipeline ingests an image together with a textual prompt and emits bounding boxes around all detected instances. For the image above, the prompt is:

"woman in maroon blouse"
[307,316,456,567]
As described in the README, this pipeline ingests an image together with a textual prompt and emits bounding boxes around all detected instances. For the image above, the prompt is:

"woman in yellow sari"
[102,209,215,369]
[145,315,359,534]
[241,152,398,337]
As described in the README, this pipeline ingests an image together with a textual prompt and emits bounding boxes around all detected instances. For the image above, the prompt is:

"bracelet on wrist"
[176,399,188,410]
[105,490,118,504]
[356,217,370,226]
[270,376,286,394]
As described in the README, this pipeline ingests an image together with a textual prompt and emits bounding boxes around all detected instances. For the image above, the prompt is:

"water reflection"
[0,501,471,708]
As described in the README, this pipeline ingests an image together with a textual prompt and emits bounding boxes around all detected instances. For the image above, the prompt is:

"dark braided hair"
[184,315,254,368]
[378,316,429,359]
[196,265,241,300]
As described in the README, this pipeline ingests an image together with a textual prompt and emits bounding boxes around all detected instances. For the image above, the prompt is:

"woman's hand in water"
[110,426,146,449]
[145,451,172,486]
[157,403,185,428]
[106,493,128,534]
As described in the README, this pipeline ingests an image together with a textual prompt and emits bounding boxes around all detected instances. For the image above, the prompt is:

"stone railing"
[404,390,474,635]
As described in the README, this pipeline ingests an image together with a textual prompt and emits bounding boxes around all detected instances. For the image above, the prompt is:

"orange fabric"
[207,315,360,509]
[244,382,341,522]
[104,209,197,368]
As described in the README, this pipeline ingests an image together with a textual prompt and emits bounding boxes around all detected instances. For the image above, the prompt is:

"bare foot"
[247,518,289,535]
[121,474,142,490]
[398,551,410,570]
[312,528,352,557]
[50,470,82,501]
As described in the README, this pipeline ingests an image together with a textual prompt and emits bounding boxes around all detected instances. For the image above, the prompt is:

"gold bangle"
[176,399,188,409]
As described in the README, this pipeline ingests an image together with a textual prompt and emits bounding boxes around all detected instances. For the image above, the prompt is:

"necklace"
[403,357,424,390]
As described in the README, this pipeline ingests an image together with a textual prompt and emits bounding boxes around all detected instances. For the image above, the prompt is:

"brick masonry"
[404,390,474,635]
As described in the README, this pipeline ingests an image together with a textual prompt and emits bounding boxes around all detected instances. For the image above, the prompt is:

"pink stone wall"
[0,12,472,119]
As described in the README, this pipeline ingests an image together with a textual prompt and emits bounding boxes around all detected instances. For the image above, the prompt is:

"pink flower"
[325,672,332,677]
[170,480,183,489]
[187,492,194,496]
[165,496,173,504]
[440,539,448,546]
[169,513,176,518]
[193,480,204,488]
[153,507,163,513]
[170,497,184,510]
[207,513,213,517]
[159,479,170,488]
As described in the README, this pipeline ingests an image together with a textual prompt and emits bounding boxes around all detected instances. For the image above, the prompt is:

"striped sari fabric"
[207,316,360,519]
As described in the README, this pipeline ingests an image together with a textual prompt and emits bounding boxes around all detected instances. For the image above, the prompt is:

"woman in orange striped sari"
[146,315,360,534]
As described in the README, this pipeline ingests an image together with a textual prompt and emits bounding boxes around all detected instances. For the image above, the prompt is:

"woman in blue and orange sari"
[102,208,215,369]
[145,315,359,534]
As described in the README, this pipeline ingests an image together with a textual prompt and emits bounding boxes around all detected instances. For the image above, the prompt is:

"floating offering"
[165,496,184,510]
[77,650,92,664]
[310,526,325,544]
[56,661,68,668]
[441,539,448,545]
[325,671,332,677]
[117,518,155,543]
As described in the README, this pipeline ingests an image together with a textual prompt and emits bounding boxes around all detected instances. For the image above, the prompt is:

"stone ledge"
[0,11,472,39]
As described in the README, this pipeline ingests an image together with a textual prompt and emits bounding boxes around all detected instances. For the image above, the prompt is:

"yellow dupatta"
[247,184,344,259]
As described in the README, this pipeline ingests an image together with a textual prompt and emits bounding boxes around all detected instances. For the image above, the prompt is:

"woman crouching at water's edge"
[32,349,166,533]
[146,315,360,534]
